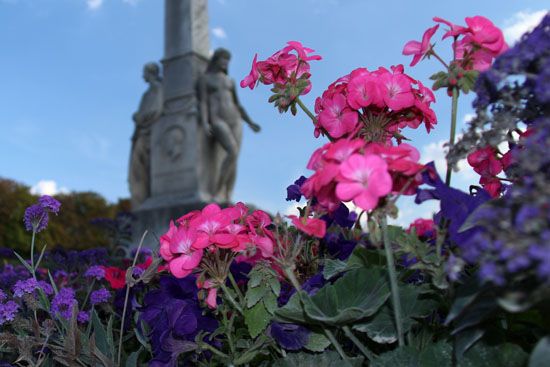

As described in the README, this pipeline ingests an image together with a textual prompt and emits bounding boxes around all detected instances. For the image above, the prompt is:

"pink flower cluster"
[301,139,424,212]
[240,41,321,96]
[314,65,437,141]
[467,145,513,197]
[160,203,274,279]
[407,218,436,239]
[403,16,508,72]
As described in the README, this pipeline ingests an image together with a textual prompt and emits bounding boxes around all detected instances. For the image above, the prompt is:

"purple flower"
[23,204,49,232]
[77,310,90,324]
[140,276,218,365]
[0,290,6,302]
[0,301,19,325]
[51,288,78,320]
[90,288,111,305]
[0,247,14,259]
[38,195,61,214]
[85,265,106,280]
[38,280,54,296]
[286,176,307,202]
[12,278,40,297]
[269,322,310,350]
[324,232,357,261]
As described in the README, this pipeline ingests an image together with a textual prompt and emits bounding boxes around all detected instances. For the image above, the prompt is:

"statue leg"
[211,118,238,202]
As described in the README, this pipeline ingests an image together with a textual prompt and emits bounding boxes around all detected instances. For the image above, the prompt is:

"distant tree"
[0,177,130,255]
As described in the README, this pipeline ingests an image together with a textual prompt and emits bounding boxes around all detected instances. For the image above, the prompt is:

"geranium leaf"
[273,351,363,367]
[244,301,270,339]
[529,337,550,367]
[304,267,390,326]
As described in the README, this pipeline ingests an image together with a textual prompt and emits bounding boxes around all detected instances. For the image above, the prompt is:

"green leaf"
[323,258,348,279]
[246,285,268,308]
[13,250,34,274]
[92,310,111,359]
[244,301,270,338]
[273,351,363,367]
[429,71,448,81]
[275,292,308,324]
[125,348,141,367]
[304,267,390,326]
[268,276,281,295]
[346,246,385,269]
[529,337,550,367]
[458,342,528,367]
[263,291,278,315]
[354,285,437,343]
[372,343,452,367]
[454,328,485,361]
[304,331,331,352]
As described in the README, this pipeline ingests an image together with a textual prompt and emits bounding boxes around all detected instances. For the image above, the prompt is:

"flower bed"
[1,14,549,367]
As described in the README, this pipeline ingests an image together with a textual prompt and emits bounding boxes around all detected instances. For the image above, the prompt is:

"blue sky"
[0,0,548,225]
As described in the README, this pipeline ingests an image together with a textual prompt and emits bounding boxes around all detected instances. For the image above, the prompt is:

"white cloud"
[421,138,477,185]
[212,27,227,39]
[30,180,69,196]
[86,0,103,10]
[503,10,547,44]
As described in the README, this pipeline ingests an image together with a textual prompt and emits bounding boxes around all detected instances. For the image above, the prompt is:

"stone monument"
[130,0,260,245]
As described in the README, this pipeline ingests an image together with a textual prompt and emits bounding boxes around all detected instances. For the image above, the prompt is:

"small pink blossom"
[433,17,469,39]
[240,54,259,89]
[467,146,502,176]
[288,215,326,238]
[336,154,392,210]
[318,93,359,138]
[407,218,436,238]
[402,24,439,67]
[379,68,415,111]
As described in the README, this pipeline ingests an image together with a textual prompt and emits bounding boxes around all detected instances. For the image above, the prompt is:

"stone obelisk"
[132,0,216,245]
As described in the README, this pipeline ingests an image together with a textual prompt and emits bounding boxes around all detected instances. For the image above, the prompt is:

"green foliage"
[0,177,130,254]
[243,264,281,338]
[272,351,364,367]
[529,336,550,367]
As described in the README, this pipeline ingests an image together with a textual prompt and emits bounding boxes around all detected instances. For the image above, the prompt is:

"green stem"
[227,271,245,303]
[295,97,318,125]
[445,87,459,186]
[429,48,450,70]
[324,328,350,361]
[380,216,405,347]
[342,325,376,361]
[30,229,37,279]
[220,282,244,315]
[200,341,230,360]
[81,279,96,310]
[117,230,148,366]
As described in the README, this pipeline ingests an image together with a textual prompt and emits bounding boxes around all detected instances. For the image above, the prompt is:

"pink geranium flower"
[288,215,326,238]
[379,68,415,111]
[160,224,204,279]
[402,24,439,67]
[433,17,469,39]
[336,154,392,210]
[318,93,359,138]
[347,70,381,109]
[240,54,259,89]
[467,146,502,176]
[465,16,508,55]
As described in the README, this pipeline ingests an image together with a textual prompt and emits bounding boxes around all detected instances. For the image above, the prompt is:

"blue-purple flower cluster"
[444,15,550,286]
[23,195,61,233]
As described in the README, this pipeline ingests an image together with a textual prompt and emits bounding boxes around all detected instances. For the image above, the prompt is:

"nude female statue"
[129,62,163,208]
[197,48,261,202]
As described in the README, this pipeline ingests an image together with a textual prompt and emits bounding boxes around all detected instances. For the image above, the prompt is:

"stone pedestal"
[132,0,217,246]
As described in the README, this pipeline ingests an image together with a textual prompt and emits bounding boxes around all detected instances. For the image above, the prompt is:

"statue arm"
[198,77,212,136]
[232,82,261,133]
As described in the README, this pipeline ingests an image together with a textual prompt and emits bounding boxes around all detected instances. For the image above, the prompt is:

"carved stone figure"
[197,48,261,202]
[129,62,164,209]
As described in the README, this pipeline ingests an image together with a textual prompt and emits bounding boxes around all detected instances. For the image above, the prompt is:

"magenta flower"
[288,215,327,238]
[403,24,439,67]
[379,69,415,111]
[465,16,508,55]
[240,53,259,89]
[318,93,359,138]
[336,154,392,210]
[433,17,469,39]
